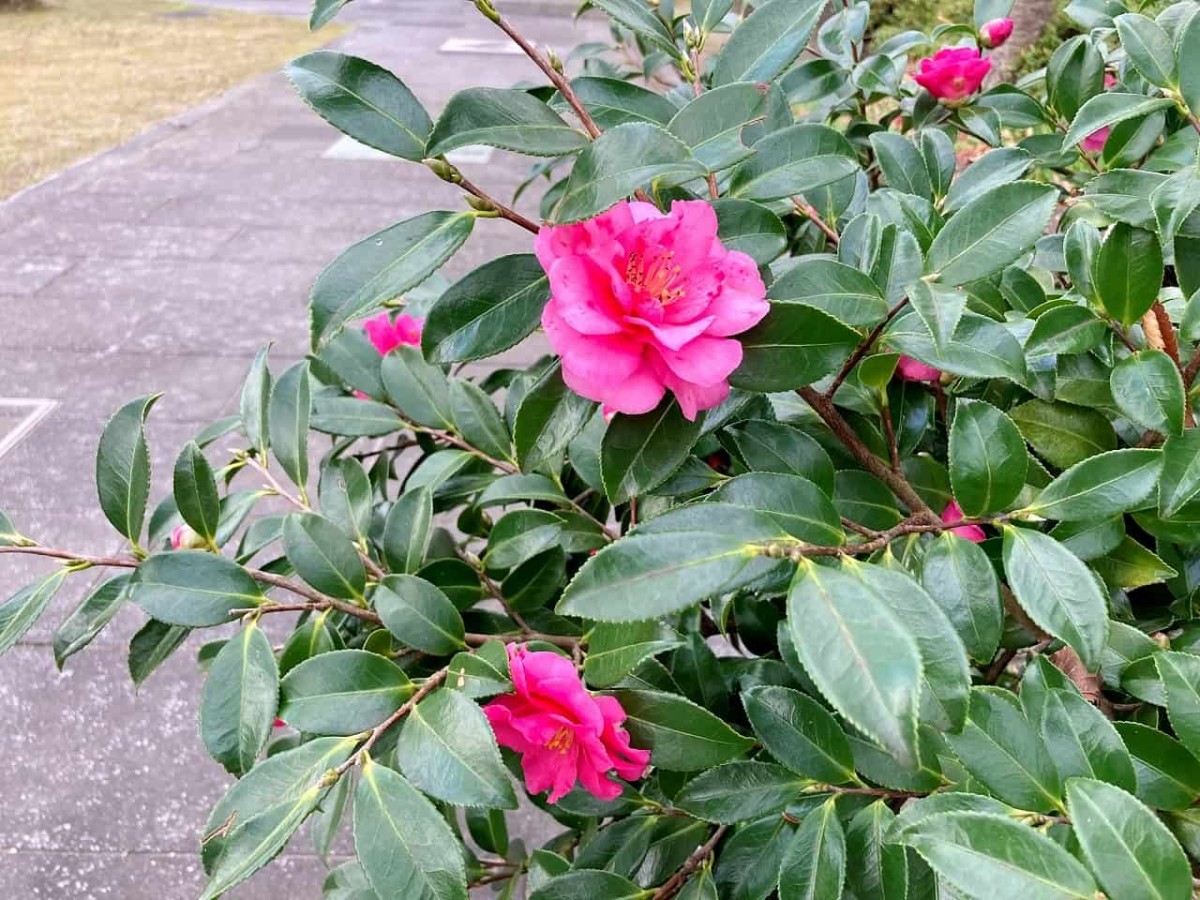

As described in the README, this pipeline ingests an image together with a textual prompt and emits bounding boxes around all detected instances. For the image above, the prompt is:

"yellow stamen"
[546,726,574,754]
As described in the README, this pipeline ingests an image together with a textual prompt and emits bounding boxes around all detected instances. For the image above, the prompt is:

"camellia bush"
[9,0,1200,896]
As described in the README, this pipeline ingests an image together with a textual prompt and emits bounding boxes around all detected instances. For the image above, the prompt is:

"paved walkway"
[0,1,596,895]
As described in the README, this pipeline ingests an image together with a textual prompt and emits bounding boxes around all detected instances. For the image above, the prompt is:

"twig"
[688,49,720,201]
[984,648,1018,684]
[652,825,728,900]
[333,667,450,776]
[1144,301,1195,426]
[1185,346,1200,386]
[825,298,911,399]
[457,173,540,234]
[880,402,901,473]
[792,198,840,246]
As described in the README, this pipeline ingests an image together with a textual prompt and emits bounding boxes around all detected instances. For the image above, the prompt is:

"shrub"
[6,0,1200,897]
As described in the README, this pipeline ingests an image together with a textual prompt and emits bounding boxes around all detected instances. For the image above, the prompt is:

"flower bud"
[545,46,564,75]
[979,17,1014,49]
[170,523,205,550]
[423,157,460,183]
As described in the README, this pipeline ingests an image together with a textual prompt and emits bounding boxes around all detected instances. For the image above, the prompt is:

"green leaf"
[742,685,857,784]
[691,0,733,33]
[675,761,806,824]
[563,76,677,129]
[943,147,1032,214]
[920,533,1002,663]
[948,399,1027,517]
[199,622,278,776]
[449,380,511,462]
[375,574,465,655]
[53,574,129,669]
[554,123,704,223]
[173,441,220,543]
[1095,223,1164,328]
[529,871,646,900]
[558,504,787,621]
[1002,527,1108,672]
[311,396,403,438]
[268,361,310,493]
[0,570,67,657]
[354,756,468,900]
[447,641,511,700]
[130,551,265,627]
[396,688,517,808]
[947,687,1062,811]
[240,344,272,458]
[908,281,964,351]
[1114,14,1177,88]
[128,619,189,687]
[96,394,160,545]
[769,258,888,328]
[1116,722,1200,810]
[479,473,567,507]
[1037,689,1136,791]
[585,621,681,688]
[720,420,834,495]
[381,345,454,429]
[1180,11,1200,125]
[885,309,1027,382]
[786,560,922,766]
[667,82,770,172]
[279,650,413,734]
[1111,349,1184,436]
[926,182,1058,286]
[309,0,350,29]
[612,688,754,771]
[286,51,431,160]
[1010,399,1116,469]
[1067,778,1191,900]
[713,199,788,265]
[485,509,563,571]
[712,473,843,546]
[311,211,474,348]
[1025,449,1163,521]
[278,611,340,677]
[1062,93,1177,151]
[426,87,586,158]
[283,513,366,600]
[589,0,680,57]
[728,123,859,203]
[900,811,1097,899]
[601,398,704,504]
[1025,304,1107,357]
[870,133,932,200]
[713,0,828,85]
[423,255,548,363]
[1047,35,1105,121]
[729,301,861,391]
[778,798,845,900]
[382,486,432,575]
[318,458,372,545]
[514,363,595,471]
[1157,651,1200,760]
[1161,429,1200,517]
[845,802,907,900]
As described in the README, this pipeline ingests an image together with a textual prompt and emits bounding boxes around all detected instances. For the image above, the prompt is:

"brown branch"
[985,647,1018,684]
[457,174,540,234]
[1186,347,1200,386]
[797,387,939,522]
[880,402,901,473]
[652,825,728,900]
[0,546,138,568]
[334,667,450,776]
[792,198,840,246]
[1145,301,1195,426]
[687,49,720,201]
[825,298,911,399]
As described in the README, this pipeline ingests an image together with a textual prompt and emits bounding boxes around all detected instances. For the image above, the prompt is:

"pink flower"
[535,200,769,421]
[1104,72,1117,89]
[979,18,1013,48]
[942,500,986,543]
[363,312,422,356]
[483,644,651,803]
[913,48,992,105]
[170,524,202,550]
[1081,126,1110,154]
[896,356,942,383]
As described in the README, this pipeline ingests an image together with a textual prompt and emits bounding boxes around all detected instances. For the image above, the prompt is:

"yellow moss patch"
[0,0,345,197]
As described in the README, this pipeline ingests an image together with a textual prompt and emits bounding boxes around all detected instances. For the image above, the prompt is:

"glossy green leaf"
[240,345,272,458]
[96,394,160,545]
[712,473,843,546]
[449,380,511,462]
[310,212,474,347]
[529,871,646,900]
[845,802,907,900]
[1002,527,1108,672]
[283,513,366,600]
[286,51,431,160]
[1095,223,1164,327]
[721,420,834,495]
[584,620,680,689]
[309,0,350,29]
[713,0,827,84]
[1025,449,1163,521]
[1010,399,1116,469]
[514,363,595,472]
[713,198,788,265]
[769,258,887,328]
[601,398,704,504]
[423,254,549,363]
[310,396,403,438]
[279,650,413,734]
[742,685,857,784]
[381,345,454,429]
[1114,14,1177,88]
[1062,93,1176,151]
[1116,722,1200,810]
[667,82,769,172]
[485,509,563,571]
[130,551,265,627]
[920,533,1003,663]
[728,124,859,203]
[0,570,67,657]
[1161,429,1200,517]
[613,688,754,771]
[53,574,129,669]
[675,761,807,823]
[786,560,922,766]
[1024,304,1106,357]
[395,687,517,808]
[128,619,189,687]
[948,398,1027,517]
[375,574,465,655]
[199,622,278,776]
[1037,688,1136,792]
[1157,651,1200,760]
[354,756,468,900]
[778,797,845,900]
[1181,11,1200,124]
[871,132,932,200]
[1111,350,1185,436]
[729,301,861,390]
[943,147,1032,214]
[173,441,220,543]
[427,87,586,158]
[589,0,680,57]
[926,182,1058,286]
[563,76,677,128]
[382,486,433,575]
[268,361,310,492]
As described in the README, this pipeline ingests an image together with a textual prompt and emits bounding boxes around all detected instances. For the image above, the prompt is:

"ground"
[0,0,591,895]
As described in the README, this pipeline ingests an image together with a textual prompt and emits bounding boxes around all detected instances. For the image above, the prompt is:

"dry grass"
[0,0,344,197]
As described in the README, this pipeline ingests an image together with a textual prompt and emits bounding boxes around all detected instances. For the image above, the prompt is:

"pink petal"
[569,359,666,416]
[543,303,645,391]
[686,252,769,337]
[548,256,627,336]
[657,336,743,385]
[625,314,716,352]
[668,377,731,421]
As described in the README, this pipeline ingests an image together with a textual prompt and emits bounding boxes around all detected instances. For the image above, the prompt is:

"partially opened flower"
[896,356,942,383]
[979,18,1014,48]
[170,524,203,550]
[913,47,992,105]
[1081,126,1111,154]
[363,312,422,356]
[942,500,986,543]
[483,644,650,803]
[536,200,769,421]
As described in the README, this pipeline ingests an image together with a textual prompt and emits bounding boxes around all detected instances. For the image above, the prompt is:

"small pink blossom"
[979,18,1014,48]
[896,356,942,383]
[170,524,202,550]
[536,200,769,421]
[913,48,992,105]
[1081,126,1110,154]
[484,644,651,803]
[363,312,422,356]
[1105,72,1117,89]
[942,500,986,543]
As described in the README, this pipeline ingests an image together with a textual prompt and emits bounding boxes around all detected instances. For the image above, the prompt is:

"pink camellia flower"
[913,48,992,106]
[484,644,651,803]
[979,18,1014,49]
[896,356,942,383]
[535,200,769,421]
[363,312,422,356]
[942,500,986,543]
[170,524,202,550]
[1081,126,1110,154]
